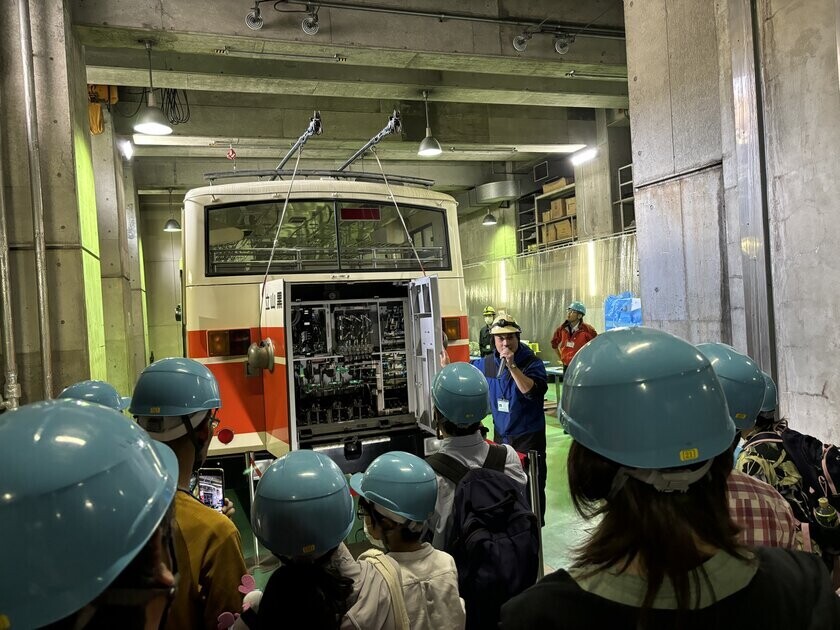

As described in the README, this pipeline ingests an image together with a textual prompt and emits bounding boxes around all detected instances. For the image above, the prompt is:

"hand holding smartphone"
[197,467,225,512]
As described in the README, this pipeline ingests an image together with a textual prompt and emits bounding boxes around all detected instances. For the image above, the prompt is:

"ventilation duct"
[473,180,520,205]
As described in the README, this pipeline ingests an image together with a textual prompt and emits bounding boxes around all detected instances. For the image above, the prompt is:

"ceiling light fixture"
[134,41,172,136]
[482,212,498,226]
[301,6,320,35]
[245,5,264,30]
[554,32,574,55]
[512,33,532,52]
[418,90,442,158]
[163,188,181,233]
[570,147,598,166]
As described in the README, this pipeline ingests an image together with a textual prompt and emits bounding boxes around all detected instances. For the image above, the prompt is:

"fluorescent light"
[570,147,598,166]
[119,139,134,160]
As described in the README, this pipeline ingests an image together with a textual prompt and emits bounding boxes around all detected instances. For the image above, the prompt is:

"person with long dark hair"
[240,450,398,630]
[501,327,840,630]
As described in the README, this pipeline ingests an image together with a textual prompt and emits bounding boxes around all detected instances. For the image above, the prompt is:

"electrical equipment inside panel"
[291,298,413,445]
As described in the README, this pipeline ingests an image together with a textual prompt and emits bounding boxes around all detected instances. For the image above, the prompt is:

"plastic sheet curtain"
[463,234,639,359]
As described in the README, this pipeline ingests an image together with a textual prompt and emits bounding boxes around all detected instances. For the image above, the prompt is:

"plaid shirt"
[727,469,804,550]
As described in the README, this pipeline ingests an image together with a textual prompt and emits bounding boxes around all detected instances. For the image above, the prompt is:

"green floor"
[229,380,586,586]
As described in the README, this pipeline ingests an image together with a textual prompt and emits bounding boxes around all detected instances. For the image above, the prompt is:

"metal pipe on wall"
[18,0,54,398]
[728,0,777,377]
[0,93,21,411]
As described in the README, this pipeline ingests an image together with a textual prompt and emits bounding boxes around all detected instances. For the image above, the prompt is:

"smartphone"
[197,467,225,512]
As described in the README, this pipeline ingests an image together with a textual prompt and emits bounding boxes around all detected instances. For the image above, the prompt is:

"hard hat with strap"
[560,327,735,493]
[58,379,130,411]
[483,306,496,316]
[350,451,437,526]
[567,301,586,315]
[489,314,521,335]
[696,342,765,430]
[0,399,178,629]
[252,450,354,559]
[432,362,490,426]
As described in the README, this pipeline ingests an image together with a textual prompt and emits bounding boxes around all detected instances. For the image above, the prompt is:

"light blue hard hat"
[58,379,130,411]
[350,451,438,523]
[251,450,354,559]
[560,327,735,469]
[696,343,765,430]
[760,371,778,413]
[432,362,490,426]
[131,358,221,440]
[0,399,178,629]
[568,301,586,315]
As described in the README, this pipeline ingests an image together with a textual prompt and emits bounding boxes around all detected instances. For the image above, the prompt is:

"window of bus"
[206,200,338,275]
[336,202,450,271]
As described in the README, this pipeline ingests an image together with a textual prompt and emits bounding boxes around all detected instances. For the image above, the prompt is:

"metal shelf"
[534,183,576,202]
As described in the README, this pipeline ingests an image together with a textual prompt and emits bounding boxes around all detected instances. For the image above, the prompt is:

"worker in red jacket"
[551,301,598,368]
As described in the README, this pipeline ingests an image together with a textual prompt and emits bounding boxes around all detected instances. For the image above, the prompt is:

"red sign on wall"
[339,206,381,221]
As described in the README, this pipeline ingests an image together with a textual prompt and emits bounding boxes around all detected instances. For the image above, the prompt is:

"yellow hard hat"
[483,306,496,316]
[490,315,521,335]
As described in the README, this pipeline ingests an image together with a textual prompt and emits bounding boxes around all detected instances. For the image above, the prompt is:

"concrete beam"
[86,56,628,108]
[71,0,627,78]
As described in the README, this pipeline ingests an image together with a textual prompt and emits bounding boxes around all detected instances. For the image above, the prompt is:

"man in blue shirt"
[472,315,548,523]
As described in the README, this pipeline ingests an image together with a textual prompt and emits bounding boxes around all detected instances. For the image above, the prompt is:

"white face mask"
[484,316,494,325]
[363,521,385,549]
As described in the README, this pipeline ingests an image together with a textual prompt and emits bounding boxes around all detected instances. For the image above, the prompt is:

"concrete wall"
[139,202,184,361]
[758,0,840,442]
[0,0,105,401]
[624,0,735,345]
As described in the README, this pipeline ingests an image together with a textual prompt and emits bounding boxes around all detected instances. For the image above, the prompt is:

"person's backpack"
[744,427,840,553]
[426,444,539,630]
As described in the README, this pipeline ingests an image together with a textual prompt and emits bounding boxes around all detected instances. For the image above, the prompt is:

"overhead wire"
[370,148,426,277]
[258,146,304,338]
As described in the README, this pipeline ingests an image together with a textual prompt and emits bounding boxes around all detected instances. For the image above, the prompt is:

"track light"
[418,90,442,158]
[134,41,172,136]
[301,10,319,35]
[512,33,531,52]
[482,212,498,226]
[554,33,573,55]
[245,6,263,30]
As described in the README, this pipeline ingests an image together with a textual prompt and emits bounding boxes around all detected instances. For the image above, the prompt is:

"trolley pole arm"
[271,111,322,179]
[337,110,401,172]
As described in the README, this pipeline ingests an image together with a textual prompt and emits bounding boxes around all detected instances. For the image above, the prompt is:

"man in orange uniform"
[551,301,598,369]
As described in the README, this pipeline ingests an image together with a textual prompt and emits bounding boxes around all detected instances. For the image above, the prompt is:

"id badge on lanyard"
[497,398,510,413]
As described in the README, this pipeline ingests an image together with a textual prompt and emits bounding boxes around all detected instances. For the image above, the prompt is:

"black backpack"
[744,427,840,553]
[427,444,539,630]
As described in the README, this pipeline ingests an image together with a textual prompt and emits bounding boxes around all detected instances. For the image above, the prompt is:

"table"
[545,366,565,403]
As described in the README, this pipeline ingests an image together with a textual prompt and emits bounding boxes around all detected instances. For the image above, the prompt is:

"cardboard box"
[565,197,577,216]
[542,210,553,224]
[542,177,570,195]
[540,225,549,243]
[550,200,565,220]
[555,218,574,241]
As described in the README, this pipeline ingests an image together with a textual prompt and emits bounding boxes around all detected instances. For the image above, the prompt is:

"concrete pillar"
[573,110,632,239]
[623,0,734,344]
[122,167,150,377]
[1,0,106,400]
[757,0,840,442]
[90,110,141,397]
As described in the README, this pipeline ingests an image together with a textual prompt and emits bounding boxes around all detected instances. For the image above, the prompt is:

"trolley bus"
[182,175,469,472]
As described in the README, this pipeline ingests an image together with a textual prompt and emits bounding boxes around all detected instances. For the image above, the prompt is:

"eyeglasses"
[357,506,371,521]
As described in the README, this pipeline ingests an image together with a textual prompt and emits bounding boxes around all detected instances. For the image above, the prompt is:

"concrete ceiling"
[72,0,628,191]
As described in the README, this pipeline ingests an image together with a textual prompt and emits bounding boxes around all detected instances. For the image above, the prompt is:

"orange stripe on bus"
[205,361,267,435]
